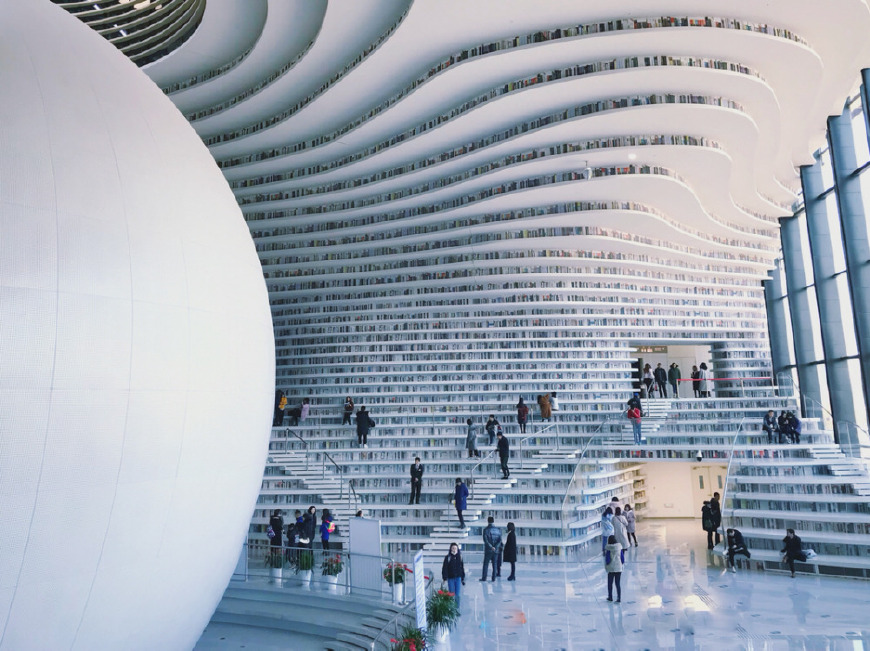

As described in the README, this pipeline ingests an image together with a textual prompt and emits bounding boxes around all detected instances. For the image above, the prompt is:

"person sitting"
[781,528,806,578]
[787,411,802,444]
[726,528,751,573]
[762,409,779,445]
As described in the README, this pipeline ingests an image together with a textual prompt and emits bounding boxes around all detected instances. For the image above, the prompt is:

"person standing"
[496,430,510,479]
[537,393,552,420]
[627,403,642,445]
[726,528,751,573]
[601,507,614,553]
[274,390,287,427]
[480,517,502,582]
[320,512,333,551]
[516,397,529,433]
[269,509,284,551]
[624,504,638,546]
[485,415,500,445]
[668,363,681,398]
[301,505,317,550]
[654,363,668,398]
[698,363,711,398]
[356,405,374,448]
[642,364,654,398]
[702,501,717,550]
[409,457,424,505]
[691,365,701,398]
[604,535,625,602]
[342,396,354,425]
[550,391,559,412]
[465,418,480,458]
[710,492,722,547]
[454,478,468,528]
[781,528,806,578]
[762,409,779,444]
[441,543,466,608]
[300,397,310,422]
[503,522,517,581]
[613,507,630,550]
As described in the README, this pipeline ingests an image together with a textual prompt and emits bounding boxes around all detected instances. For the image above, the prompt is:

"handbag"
[299,536,310,545]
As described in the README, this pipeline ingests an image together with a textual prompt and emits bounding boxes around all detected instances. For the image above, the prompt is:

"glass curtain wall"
[767,76,870,453]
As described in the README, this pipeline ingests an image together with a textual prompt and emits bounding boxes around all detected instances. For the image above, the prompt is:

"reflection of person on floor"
[789,588,810,624]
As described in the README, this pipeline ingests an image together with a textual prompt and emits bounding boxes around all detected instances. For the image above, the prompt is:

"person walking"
[601,507,615,553]
[516,397,529,433]
[454,478,468,528]
[496,430,510,479]
[604,535,625,603]
[356,405,374,448]
[642,364,654,398]
[654,363,668,398]
[503,522,517,581]
[319,512,333,551]
[691,365,701,398]
[342,396,354,425]
[485,415,500,445]
[624,504,638,546]
[465,418,480,458]
[668,363,681,398]
[627,403,642,445]
[726,528,751,573]
[762,409,779,444]
[409,457,424,505]
[441,543,466,609]
[537,393,552,420]
[781,528,806,578]
[480,517,503,582]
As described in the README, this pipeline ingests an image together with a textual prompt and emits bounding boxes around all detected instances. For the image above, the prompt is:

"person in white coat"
[604,535,625,602]
[613,507,630,550]
[623,504,638,547]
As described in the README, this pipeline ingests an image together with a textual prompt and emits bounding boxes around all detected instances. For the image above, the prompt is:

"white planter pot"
[326,574,339,593]
[433,625,449,644]
[299,569,312,589]
[392,581,404,604]
[269,567,282,585]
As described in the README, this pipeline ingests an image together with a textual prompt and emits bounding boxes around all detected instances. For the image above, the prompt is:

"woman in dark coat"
[516,398,529,434]
[301,505,317,549]
[269,509,284,549]
[691,366,701,398]
[503,522,518,581]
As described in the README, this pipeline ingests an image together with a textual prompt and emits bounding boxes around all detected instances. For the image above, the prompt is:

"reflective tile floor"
[445,520,870,651]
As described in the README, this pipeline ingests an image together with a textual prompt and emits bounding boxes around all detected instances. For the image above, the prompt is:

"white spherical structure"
[0,3,274,650]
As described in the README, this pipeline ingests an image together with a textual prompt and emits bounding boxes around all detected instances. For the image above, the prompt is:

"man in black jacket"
[409,457,424,505]
[356,406,374,448]
[480,517,503,582]
[781,528,806,577]
[497,431,510,479]
[654,363,668,398]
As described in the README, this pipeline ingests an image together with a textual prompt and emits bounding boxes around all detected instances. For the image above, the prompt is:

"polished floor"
[445,519,870,650]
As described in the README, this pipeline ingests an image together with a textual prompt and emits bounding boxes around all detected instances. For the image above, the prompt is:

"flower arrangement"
[390,623,426,651]
[383,562,412,584]
[321,554,343,576]
[297,549,314,572]
[426,589,459,631]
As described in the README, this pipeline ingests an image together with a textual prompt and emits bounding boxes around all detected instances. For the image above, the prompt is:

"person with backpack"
[627,404,642,445]
[604,535,625,602]
[268,509,284,551]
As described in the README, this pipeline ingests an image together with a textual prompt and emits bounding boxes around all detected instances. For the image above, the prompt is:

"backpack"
[266,525,275,539]
[332,523,340,537]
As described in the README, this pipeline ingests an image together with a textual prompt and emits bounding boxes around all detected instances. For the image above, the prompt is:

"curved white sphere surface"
[0,3,275,650]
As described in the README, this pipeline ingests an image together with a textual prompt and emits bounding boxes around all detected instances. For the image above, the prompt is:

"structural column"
[763,259,794,382]
[801,161,859,441]
[779,212,824,414]
[829,86,870,446]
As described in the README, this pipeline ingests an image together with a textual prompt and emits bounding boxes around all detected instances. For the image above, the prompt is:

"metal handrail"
[559,411,625,541]
[321,451,344,501]
[348,478,360,511]
[369,572,435,651]
[469,448,498,498]
[285,427,309,470]
[518,421,558,469]
[720,417,746,534]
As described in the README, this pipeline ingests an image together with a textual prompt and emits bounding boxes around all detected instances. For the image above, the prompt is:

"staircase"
[269,450,357,544]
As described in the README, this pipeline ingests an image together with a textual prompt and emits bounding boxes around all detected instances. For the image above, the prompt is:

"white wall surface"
[641,462,727,519]
[0,2,275,649]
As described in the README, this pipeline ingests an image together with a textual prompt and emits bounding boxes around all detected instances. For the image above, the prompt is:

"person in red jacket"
[627,405,642,445]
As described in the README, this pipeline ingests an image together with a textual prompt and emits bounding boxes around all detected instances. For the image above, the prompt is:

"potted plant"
[297,549,314,588]
[383,562,412,604]
[321,554,343,592]
[267,548,285,585]
[390,623,427,651]
[426,589,459,643]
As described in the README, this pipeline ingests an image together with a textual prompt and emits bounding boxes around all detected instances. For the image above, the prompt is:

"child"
[604,535,625,603]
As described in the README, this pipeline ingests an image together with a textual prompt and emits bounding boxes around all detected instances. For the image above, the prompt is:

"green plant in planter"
[296,550,314,572]
[390,623,427,650]
[383,562,411,584]
[426,589,459,632]
[267,549,285,569]
[321,554,343,576]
